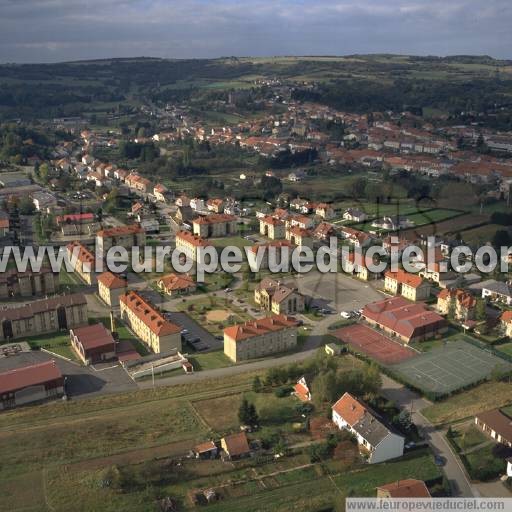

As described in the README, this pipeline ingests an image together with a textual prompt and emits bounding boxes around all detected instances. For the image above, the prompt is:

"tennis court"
[391,339,512,396]
[333,324,418,365]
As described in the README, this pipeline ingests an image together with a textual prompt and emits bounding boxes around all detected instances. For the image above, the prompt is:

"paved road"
[381,374,475,497]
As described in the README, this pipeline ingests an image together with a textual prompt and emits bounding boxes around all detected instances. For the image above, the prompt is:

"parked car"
[340,311,351,319]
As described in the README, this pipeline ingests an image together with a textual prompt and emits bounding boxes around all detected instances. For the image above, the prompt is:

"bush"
[274,385,293,398]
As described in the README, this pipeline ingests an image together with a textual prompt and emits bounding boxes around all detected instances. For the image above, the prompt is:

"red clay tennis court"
[333,324,418,365]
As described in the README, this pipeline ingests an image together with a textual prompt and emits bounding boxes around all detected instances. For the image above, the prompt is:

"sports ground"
[333,324,417,364]
[391,339,512,396]
[334,324,511,396]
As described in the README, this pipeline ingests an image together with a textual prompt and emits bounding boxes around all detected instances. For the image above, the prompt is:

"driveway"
[380,374,475,497]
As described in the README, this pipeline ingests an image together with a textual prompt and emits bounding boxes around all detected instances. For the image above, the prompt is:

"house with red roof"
[259,215,286,240]
[437,288,476,322]
[362,296,446,344]
[70,323,116,365]
[376,479,431,498]
[224,314,298,362]
[384,269,431,302]
[0,360,64,410]
[192,213,237,238]
[157,273,196,297]
[97,271,127,307]
[500,311,512,338]
[332,392,404,464]
[294,377,311,402]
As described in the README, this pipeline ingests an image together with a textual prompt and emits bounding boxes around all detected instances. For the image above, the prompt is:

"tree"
[492,230,511,249]
[447,296,456,321]
[475,298,487,322]
[312,370,337,404]
[252,375,263,393]
[238,398,258,426]
[39,163,49,184]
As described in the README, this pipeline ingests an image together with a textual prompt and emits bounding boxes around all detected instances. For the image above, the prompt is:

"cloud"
[0,0,510,62]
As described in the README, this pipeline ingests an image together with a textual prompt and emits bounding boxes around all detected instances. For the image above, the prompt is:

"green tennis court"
[391,339,511,396]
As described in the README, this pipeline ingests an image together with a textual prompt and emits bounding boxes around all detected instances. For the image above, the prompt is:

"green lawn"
[23,331,78,361]
[212,236,253,250]
[449,425,490,452]
[188,350,232,371]
[463,443,507,481]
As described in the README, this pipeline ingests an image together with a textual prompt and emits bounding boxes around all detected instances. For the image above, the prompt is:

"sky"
[0,0,511,63]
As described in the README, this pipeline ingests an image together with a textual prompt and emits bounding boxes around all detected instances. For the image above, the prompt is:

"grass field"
[449,425,490,453]
[422,380,512,425]
[22,332,78,361]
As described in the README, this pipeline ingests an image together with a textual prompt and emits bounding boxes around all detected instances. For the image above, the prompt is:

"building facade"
[96,225,146,255]
[0,294,88,342]
[175,230,212,261]
[0,268,57,299]
[223,314,298,362]
[97,272,127,307]
[66,241,96,285]
[192,214,237,238]
[254,277,305,315]
[119,291,181,354]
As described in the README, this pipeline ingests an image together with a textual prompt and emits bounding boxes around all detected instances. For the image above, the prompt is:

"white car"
[340,311,352,319]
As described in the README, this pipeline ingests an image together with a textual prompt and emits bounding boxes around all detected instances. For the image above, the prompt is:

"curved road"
[138,313,475,496]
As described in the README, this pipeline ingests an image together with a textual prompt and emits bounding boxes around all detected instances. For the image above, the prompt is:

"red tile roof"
[222,432,250,457]
[224,314,298,342]
[377,480,431,498]
[0,360,63,395]
[71,323,115,351]
[193,213,236,225]
[56,213,94,225]
[362,297,445,341]
[66,241,95,266]
[120,291,181,336]
[332,392,367,426]
[501,311,512,324]
[96,224,143,238]
[97,272,127,290]
[158,273,195,292]
[249,240,294,254]
[176,230,211,247]
[385,269,424,289]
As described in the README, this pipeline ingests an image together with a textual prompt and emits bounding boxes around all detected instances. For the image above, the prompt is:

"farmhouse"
[362,296,446,344]
[0,360,64,410]
[70,323,116,365]
[475,409,512,447]
[332,392,404,464]
[192,214,237,238]
[97,271,127,307]
[0,294,88,342]
[120,291,181,354]
[254,277,305,315]
[223,314,298,362]
[384,270,431,301]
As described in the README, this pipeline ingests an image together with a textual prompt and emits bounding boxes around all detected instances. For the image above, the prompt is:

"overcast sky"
[1,0,511,63]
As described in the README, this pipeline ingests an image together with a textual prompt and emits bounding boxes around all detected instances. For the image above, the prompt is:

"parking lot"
[0,351,137,399]
[165,311,222,352]
[294,271,383,314]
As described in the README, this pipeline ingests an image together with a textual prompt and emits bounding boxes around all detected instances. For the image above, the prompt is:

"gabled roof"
[71,323,115,351]
[158,273,195,291]
[120,291,181,336]
[377,480,431,498]
[224,314,298,342]
[193,213,236,225]
[0,360,63,395]
[97,271,127,290]
[222,432,250,457]
[475,409,512,444]
[385,269,424,289]
[96,224,143,238]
